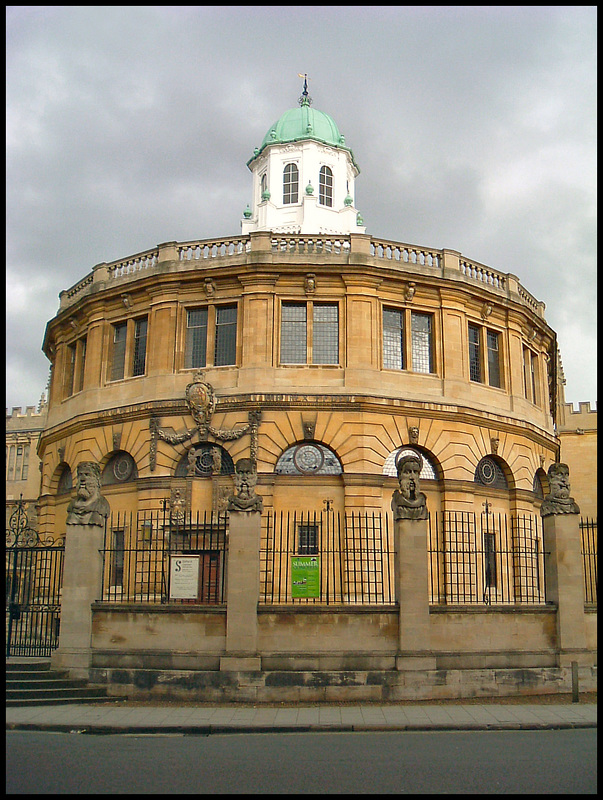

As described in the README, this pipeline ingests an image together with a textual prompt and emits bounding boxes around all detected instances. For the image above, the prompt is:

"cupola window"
[283,163,299,204]
[319,166,333,207]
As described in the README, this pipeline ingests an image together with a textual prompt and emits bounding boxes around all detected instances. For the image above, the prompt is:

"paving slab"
[6,700,596,735]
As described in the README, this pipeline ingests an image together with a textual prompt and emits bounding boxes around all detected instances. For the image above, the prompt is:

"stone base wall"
[88,664,597,703]
[88,604,596,701]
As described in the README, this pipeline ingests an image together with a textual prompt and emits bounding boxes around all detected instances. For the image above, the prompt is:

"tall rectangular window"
[65,343,77,396]
[383,308,404,370]
[111,322,127,381]
[298,523,319,555]
[530,353,538,404]
[468,324,481,382]
[185,308,208,369]
[411,312,433,373]
[486,330,500,388]
[319,166,333,207]
[214,305,237,366]
[76,337,87,393]
[283,163,299,204]
[281,303,307,364]
[110,528,125,587]
[132,317,148,376]
[313,303,339,364]
[7,446,16,481]
[484,532,497,588]
[21,445,29,481]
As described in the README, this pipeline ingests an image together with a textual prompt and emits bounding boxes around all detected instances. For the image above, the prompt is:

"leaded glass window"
[275,443,343,475]
[132,317,148,376]
[383,308,404,370]
[319,165,333,207]
[474,456,508,489]
[281,303,307,364]
[411,312,433,373]
[283,163,299,204]
[214,305,237,366]
[313,303,339,364]
[102,451,138,485]
[486,329,500,388]
[382,447,437,479]
[111,322,127,381]
[185,308,208,369]
[468,324,481,382]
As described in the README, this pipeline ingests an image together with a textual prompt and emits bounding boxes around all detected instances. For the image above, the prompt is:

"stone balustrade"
[371,238,441,268]
[460,258,506,290]
[271,235,351,254]
[178,237,250,261]
[57,232,545,318]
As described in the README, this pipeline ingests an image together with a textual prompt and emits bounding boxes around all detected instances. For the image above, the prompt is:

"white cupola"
[242,79,366,235]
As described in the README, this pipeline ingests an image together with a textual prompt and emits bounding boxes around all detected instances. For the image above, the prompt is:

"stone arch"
[383,445,440,481]
[474,455,512,490]
[102,450,139,485]
[275,441,343,475]
[174,442,235,478]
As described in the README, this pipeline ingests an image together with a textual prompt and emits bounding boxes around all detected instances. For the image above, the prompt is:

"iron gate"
[6,497,65,657]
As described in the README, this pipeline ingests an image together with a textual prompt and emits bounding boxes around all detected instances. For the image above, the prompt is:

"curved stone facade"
[38,230,558,535]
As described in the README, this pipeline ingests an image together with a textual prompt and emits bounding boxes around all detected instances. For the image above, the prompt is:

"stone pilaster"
[542,513,592,667]
[220,510,262,671]
[394,517,436,670]
[51,522,105,679]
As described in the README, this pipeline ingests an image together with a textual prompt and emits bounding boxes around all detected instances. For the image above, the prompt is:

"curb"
[6,720,597,735]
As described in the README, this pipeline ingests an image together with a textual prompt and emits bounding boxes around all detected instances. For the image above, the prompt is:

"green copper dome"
[249,98,359,172]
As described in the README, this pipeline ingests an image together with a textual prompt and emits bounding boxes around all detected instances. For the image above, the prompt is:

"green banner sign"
[291,556,320,599]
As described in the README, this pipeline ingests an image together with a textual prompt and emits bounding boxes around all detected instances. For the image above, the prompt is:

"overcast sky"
[6,6,596,413]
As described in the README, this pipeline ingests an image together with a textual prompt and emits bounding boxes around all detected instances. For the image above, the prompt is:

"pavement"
[6,699,597,735]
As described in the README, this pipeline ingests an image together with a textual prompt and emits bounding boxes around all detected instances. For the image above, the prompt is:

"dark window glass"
[214,305,237,366]
[383,308,404,370]
[298,523,319,555]
[486,330,500,388]
[185,308,208,369]
[132,317,148,376]
[77,338,87,392]
[66,344,76,396]
[111,323,127,381]
[468,324,481,382]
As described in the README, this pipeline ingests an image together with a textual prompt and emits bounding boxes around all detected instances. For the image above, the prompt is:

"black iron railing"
[260,511,395,605]
[580,517,597,604]
[99,509,228,604]
[428,511,547,605]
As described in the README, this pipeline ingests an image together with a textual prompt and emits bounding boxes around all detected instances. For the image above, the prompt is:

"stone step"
[6,659,109,706]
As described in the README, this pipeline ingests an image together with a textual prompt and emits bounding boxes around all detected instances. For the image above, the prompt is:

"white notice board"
[169,555,200,600]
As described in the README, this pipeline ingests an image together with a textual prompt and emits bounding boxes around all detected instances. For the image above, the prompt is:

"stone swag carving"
[391,453,428,521]
[227,458,263,512]
[66,462,111,527]
[540,462,580,517]
[149,371,261,471]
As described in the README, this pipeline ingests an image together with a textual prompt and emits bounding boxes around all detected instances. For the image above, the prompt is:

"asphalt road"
[6,728,597,794]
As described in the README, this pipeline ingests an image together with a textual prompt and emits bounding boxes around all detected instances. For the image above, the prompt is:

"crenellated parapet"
[557,401,597,433]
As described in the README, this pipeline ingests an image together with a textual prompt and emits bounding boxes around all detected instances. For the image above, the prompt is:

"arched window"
[383,447,438,480]
[319,166,333,207]
[533,469,547,500]
[102,451,138,485]
[283,163,299,204]
[275,442,342,475]
[474,456,508,489]
[175,443,235,478]
[57,464,73,494]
